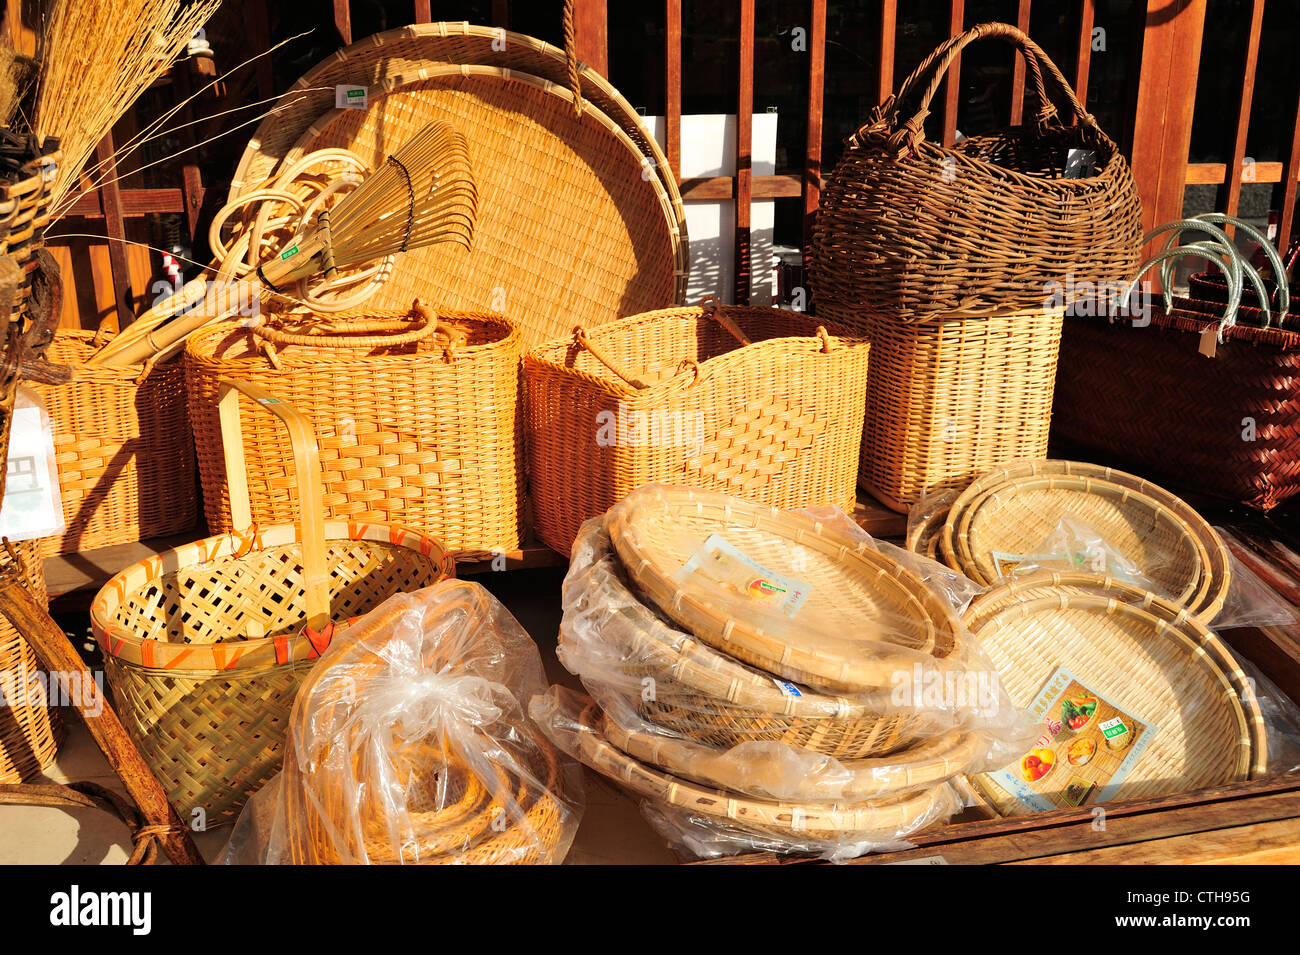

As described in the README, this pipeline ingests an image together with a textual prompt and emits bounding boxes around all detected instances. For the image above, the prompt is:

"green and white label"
[335,84,368,109]
[1100,716,1129,740]
[279,245,299,260]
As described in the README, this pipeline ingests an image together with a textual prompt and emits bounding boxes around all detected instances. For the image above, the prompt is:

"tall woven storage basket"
[32,330,197,556]
[186,306,523,559]
[524,303,869,554]
[810,22,1141,327]
[0,539,62,781]
[860,307,1064,511]
[91,380,454,823]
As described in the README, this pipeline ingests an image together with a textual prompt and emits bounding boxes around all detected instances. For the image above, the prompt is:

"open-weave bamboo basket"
[0,538,63,781]
[186,305,522,559]
[859,306,1064,512]
[90,380,453,822]
[964,574,1265,816]
[33,329,197,556]
[940,459,1231,622]
[562,523,922,759]
[810,22,1141,326]
[238,64,683,347]
[526,303,868,554]
[606,485,962,693]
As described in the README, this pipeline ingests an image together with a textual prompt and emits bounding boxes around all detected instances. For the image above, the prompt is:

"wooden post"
[735,0,754,305]
[93,133,136,331]
[571,0,608,77]
[333,0,351,47]
[803,0,827,261]
[665,0,682,182]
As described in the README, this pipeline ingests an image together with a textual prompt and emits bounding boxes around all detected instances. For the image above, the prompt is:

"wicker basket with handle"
[186,304,523,560]
[90,379,454,823]
[525,302,868,555]
[810,22,1141,327]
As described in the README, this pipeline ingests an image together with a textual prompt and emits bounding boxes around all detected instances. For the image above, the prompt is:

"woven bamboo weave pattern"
[526,304,868,554]
[34,331,197,556]
[0,539,62,782]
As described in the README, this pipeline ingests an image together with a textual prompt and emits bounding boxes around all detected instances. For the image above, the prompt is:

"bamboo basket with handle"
[185,303,522,560]
[90,379,453,823]
[524,302,868,555]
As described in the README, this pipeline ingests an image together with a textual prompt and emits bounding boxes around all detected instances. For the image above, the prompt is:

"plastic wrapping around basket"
[33,329,197,556]
[239,64,683,347]
[964,574,1265,817]
[525,303,869,555]
[0,538,63,782]
[186,305,523,559]
[1052,304,1300,511]
[810,22,1140,326]
[90,380,454,823]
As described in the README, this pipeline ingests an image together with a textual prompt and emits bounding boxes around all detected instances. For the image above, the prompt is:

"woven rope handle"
[216,379,331,633]
[562,0,585,117]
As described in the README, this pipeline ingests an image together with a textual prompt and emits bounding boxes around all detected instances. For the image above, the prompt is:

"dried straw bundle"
[33,0,221,214]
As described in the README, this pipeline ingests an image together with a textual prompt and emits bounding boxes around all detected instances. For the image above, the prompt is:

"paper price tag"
[335,85,368,110]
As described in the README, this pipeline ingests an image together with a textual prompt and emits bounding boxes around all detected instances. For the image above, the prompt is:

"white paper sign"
[0,388,64,541]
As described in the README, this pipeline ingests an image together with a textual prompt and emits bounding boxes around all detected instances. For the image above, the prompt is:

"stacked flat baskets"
[90,380,453,823]
[186,304,523,559]
[525,302,869,554]
[928,459,1231,625]
[809,23,1142,511]
[964,574,1265,816]
[232,22,687,347]
[548,485,989,856]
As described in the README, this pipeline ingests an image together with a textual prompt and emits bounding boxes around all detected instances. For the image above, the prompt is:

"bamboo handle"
[573,327,652,388]
[0,572,204,865]
[216,379,331,633]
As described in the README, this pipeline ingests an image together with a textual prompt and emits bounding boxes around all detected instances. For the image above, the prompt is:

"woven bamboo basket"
[186,305,522,559]
[1053,301,1300,511]
[0,147,60,325]
[0,538,63,782]
[32,329,197,556]
[963,574,1265,816]
[859,306,1064,512]
[606,485,962,694]
[601,713,981,803]
[575,701,953,840]
[563,523,924,759]
[90,380,453,822]
[810,22,1141,326]
[526,303,869,554]
[940,459,1231,622]
[239,64,683,348]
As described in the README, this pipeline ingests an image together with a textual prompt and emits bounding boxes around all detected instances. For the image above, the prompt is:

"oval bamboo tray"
[606,485,963,693]
[941,458,1230,621]
[963,575,1264,816]
[576,702,955,838]
[250,65,683,347]
[944,472,1207,605]
[600,713,982,802]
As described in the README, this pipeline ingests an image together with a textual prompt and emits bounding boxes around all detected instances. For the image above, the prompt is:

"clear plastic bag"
[0,386,64,542]
[992,516,1159,591]
[221,579,583,865]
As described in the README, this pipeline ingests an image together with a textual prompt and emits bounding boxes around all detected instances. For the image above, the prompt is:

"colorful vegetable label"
[677,534,811,618]
[988,666,1156,812]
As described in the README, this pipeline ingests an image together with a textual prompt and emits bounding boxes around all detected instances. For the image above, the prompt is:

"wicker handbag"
[524,302,868,554]
[32,327,197,556]
[90,379,453,823]
[186,305,523,559]
[810,22,1141,327]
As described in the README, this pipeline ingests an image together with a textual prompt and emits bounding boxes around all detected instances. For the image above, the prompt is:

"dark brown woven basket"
[810,22,1142,327]
[1053,302,1300,510]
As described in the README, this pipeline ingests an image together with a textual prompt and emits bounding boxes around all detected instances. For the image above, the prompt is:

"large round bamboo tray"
[963,575,1264,816]
[606,485,963,693]
[90,380,454,823]
[230,21,686,239]
[600,713,981,802]
[565,525,921,758]
[905,503,951,562]
[941,458,1231,622]
[576,703,953,840]
[946,473,1206,604]
[33,330,198,556]
[246,65,683,347]
[0,538,63,782]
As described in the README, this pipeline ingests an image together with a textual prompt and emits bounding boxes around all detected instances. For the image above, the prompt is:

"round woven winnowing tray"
[600,712,983,802]
[248,65,684,347]
[231,21,687,238]
[905,504,950,562]
[575,703,953,837]
[963,574,1265,817]
[941,458,1230,621]
[605,485,964,694]
[943,472,1206,605]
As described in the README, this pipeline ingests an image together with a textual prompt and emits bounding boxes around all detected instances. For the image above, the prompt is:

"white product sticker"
[773,679,803,698]
[678,534,812,618]
[335,84,368,110]
[0,391,64,541]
